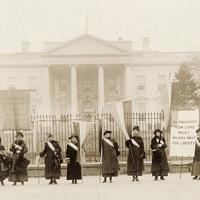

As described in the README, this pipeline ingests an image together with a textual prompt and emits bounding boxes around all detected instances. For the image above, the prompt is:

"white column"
[124,65,132,99]
[49,68,55,114]
[98,65,105,113]
[70,65,78,116]
[43,67,51,114]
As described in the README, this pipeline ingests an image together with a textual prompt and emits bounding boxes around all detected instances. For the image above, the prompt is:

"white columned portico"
[70,65,78,116]
[124,64,133,99]
[98,65,105,113]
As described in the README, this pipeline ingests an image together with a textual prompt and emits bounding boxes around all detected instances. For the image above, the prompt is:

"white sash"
[160,140,164,145]
[152,137,164,152]
[68,142,78,151]
[103,138,114,148]
[131,138,140,148]
[156,138,164,145]
[47,141,56,152]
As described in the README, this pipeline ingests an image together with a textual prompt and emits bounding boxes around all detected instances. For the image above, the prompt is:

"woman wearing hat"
[101,130,120,183]
[9,131,29,185]
[40,133,62,185]
[0,137,11,186]
[66,134,82,184]
[191,128,200,180]
[150,129,169,181]
[126,126,145,181]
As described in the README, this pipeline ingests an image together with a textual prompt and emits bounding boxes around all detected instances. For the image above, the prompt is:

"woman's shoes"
[13,182,17,186]
[0,180,4,186]
[134,175,139,181]
[154,176,158,181]
[160,176,165,180]
[72,179,77,184]
[102,177,112,183]
[193,176,198,180]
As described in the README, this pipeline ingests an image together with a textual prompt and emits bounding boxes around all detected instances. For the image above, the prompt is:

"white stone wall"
[0,67,50,114]
[130,65,179,112]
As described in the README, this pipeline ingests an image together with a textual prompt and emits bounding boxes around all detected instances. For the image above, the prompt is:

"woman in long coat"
[102,130,120,183]
[0,137,11,186]
[126,126,145,181]
[192,128,200,180]
[150,129,169,181]
[66,134,82,184]
[9,131,29,185]
[40,133,62,184]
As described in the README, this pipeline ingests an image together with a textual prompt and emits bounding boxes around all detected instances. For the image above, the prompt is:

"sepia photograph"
[0,0,200,199]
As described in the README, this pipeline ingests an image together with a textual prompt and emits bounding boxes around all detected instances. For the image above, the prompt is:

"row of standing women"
[1,126,200,185]
[0,132,82,186]
[39,133,82,185]
[102,126,169,182]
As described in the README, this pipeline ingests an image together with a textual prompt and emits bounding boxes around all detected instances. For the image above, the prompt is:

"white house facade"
[0,33,199,116]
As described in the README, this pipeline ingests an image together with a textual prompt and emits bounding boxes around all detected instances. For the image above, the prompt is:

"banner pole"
[99,108,104,183]
[33,119,40,184]
[37,154,40,184]
[81,149,83,184]
[180,156,184,180]
[115,91,136,179]
[99,147,102,183]
[80,122,84,184]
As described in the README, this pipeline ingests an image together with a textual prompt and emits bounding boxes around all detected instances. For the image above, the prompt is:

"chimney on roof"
[142,37,150,52]
[22,41,29,53]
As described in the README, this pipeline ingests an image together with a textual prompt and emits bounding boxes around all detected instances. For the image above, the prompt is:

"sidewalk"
[0,173,199,200]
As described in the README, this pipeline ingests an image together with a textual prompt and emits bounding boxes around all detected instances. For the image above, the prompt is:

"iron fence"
[0,112,192,165]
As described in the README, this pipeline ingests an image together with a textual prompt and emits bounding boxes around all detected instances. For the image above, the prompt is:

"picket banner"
[106,101,130,140]
[169,109,199,157]
[122,100,133,135]
[33,120,39,154]
[159,84,170,129]
[72,121,94,147]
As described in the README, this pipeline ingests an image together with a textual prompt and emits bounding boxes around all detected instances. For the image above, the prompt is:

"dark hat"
[153,129,162,135]
[16,131,24,137]
[103,130,112,135]
[46,133,54,138]
[133,126,139,131]
[196,128,200,133]
[69,134,79,139]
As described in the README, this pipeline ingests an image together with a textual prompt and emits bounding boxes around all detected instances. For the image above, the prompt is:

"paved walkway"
[0,173,199,200]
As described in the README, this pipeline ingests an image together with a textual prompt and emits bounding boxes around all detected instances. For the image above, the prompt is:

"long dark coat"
[150,136,169,176]
[66,143,82,180]
[126,136,145,176]
[9,140,29,182]
[40,140,62,180]
[192,138,200,176]
[0,145,11,181]
[102,138,120,177]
